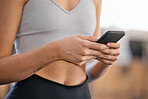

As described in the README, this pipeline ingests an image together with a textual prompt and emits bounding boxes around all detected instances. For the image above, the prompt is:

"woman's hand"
[55,35,108,66]
[95,42,120,65]
[85,42,120,82]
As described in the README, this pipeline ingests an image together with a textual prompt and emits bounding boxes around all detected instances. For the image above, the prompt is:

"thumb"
[77,35,98,42]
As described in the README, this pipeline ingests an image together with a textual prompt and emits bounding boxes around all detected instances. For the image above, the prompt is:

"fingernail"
[107,43,111,47]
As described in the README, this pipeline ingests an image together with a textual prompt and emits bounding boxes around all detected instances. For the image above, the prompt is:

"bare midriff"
[36,0,87,86]
[35,60,87,86]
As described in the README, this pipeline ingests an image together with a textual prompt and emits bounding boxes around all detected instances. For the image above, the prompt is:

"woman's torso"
[13,0,96,86]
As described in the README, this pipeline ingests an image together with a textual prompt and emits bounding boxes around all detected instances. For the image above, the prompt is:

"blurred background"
[0,0,148,99]
[89,0,148,99]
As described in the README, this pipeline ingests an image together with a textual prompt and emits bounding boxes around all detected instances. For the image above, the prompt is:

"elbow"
[86,71,107,82]
[0,79,16,85]
[0,77,20,85]
[87,72,99,82]
[0,73,29,85]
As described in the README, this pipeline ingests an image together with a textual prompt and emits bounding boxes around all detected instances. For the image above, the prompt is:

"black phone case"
[96,31,125,44]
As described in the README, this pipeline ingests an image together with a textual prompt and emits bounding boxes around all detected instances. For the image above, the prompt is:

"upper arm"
[0,0,28,58]
[93,0,102,38]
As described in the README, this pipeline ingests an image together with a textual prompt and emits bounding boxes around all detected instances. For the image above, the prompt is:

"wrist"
[99,62,112,68]
[43,41,61,62]
[95,58,112,67]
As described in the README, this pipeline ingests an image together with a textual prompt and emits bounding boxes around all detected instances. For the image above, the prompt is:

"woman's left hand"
[96,42,120,65]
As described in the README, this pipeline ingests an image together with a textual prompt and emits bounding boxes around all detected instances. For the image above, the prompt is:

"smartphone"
[96,31,125,44]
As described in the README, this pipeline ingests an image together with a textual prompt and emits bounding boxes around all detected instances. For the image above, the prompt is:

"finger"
[84,41,109,50]
[81,48,119,61]
[100,49,120,56]
[78,60,90,66]
[96,58,114,65]
[107,43,120,49]
[81,56,96,61]
[80,48,102,56]
[82,48,119,61]
[77,56,96,66]
[97,54,118,61]
[77,35,98,42]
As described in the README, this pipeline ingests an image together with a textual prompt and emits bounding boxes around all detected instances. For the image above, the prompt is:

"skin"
[36,0,120,85]
[0,0,120,86]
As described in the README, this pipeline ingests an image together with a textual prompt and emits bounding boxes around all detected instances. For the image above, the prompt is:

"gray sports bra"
[13,0,96,54]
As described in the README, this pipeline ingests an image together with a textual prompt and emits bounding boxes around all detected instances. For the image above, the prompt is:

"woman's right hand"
[55,35,108,66]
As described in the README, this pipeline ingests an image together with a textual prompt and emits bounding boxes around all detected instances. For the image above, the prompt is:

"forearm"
[86,59,111,82]
[0,41,59,84]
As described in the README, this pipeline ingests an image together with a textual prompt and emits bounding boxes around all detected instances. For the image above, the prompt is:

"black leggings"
[6,74,91,99]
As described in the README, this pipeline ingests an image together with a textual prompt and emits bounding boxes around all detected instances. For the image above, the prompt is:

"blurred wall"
[89,61,148,99]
